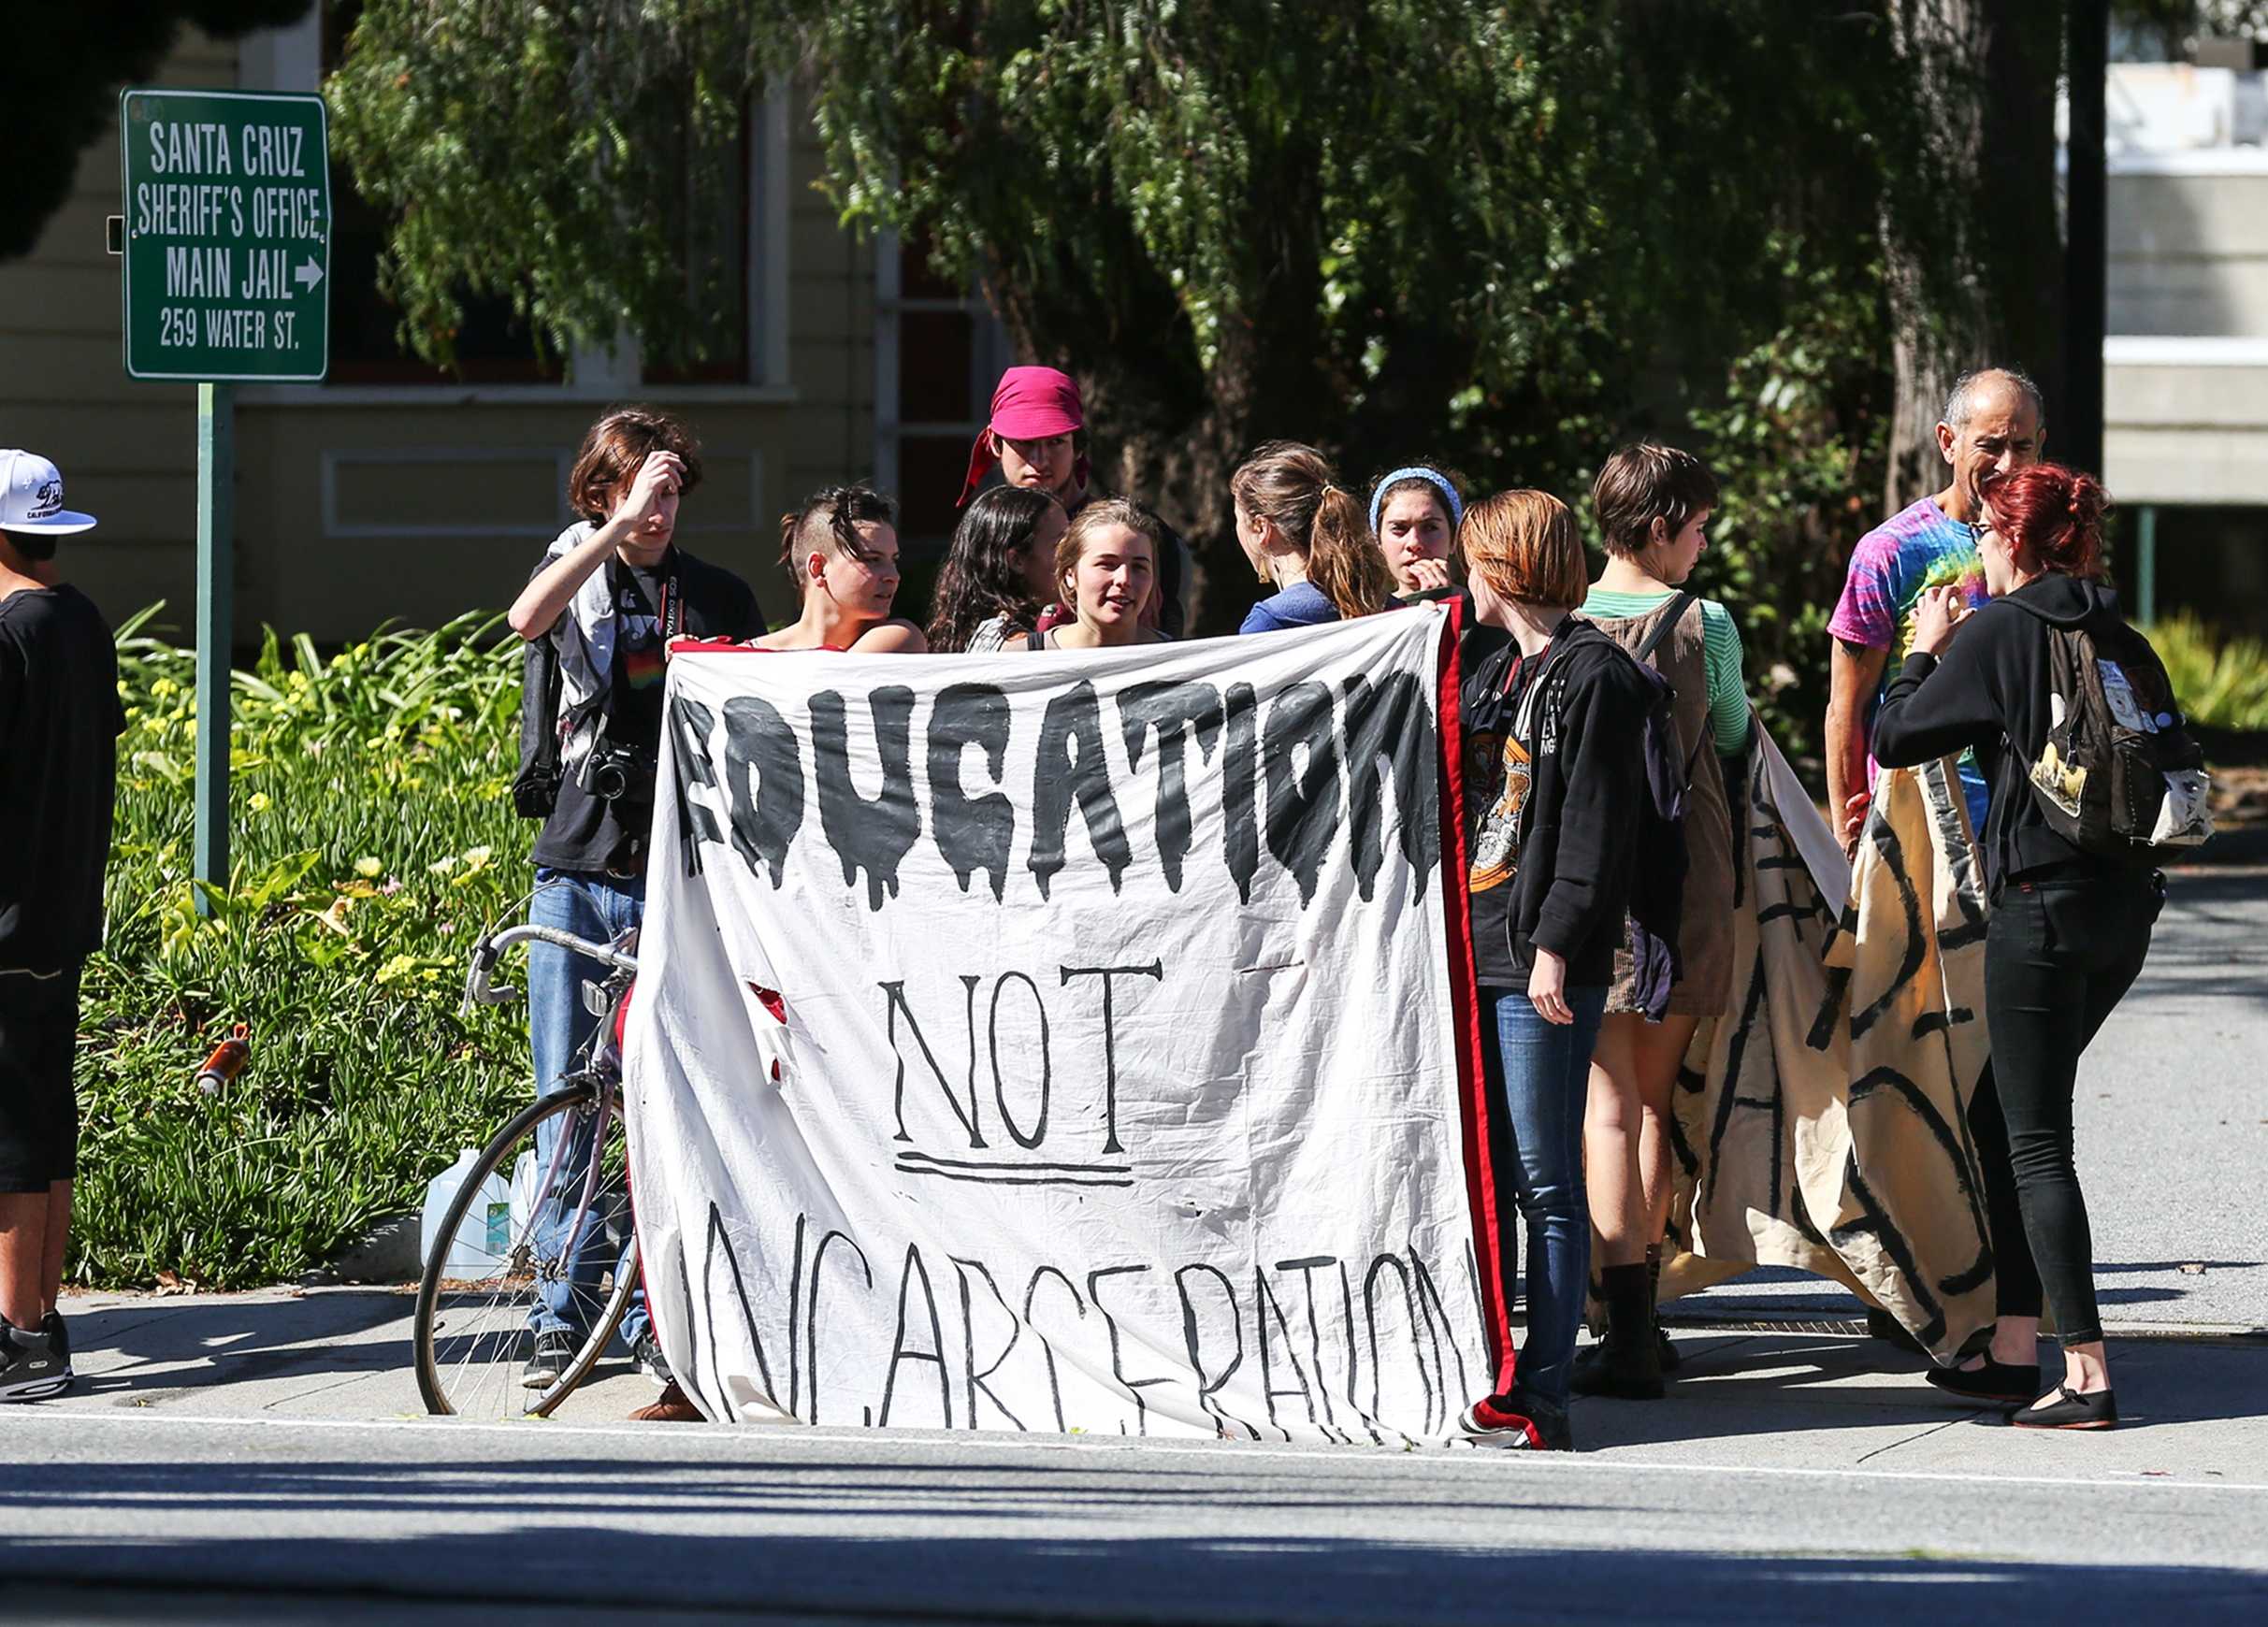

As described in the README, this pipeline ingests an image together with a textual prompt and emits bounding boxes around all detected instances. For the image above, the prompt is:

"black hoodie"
[1871,572,2127,889]
[1460,615,1654,986]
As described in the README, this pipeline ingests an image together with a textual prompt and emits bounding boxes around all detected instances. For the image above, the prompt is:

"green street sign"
[120,88,330,382]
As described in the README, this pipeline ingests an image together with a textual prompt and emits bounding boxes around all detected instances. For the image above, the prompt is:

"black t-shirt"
[0,584,126,971]
[530,548,762,875]
[1460,623,1546,989]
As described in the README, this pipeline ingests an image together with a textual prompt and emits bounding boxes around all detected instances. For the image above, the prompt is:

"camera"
[587,742,656,806]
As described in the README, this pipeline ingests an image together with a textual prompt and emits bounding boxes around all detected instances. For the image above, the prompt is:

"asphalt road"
[5,1394,2267,1627]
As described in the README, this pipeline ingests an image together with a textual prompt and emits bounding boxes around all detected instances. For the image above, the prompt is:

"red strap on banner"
[1431,597,1513,1392]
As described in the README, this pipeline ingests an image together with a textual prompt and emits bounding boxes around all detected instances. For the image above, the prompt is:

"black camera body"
[587,742,657,807]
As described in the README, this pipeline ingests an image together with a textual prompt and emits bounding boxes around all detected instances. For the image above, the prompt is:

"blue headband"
[1369,467,1465,535]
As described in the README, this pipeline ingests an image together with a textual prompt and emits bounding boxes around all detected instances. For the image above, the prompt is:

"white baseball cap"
[0,451,98,535]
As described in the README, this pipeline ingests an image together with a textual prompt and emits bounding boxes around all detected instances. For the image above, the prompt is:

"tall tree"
[7,1,317,262]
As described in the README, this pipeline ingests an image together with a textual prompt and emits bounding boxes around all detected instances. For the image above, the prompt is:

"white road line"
[19,1406,2267,1496]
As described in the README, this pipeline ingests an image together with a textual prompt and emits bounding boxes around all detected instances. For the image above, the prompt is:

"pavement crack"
[1853,1413,1970,1465]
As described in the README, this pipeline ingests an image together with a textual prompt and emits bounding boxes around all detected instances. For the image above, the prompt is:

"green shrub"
[75,609,537,1289]
[2146,613,2268,734]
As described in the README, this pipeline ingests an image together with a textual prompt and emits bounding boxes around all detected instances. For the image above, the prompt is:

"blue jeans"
[527,869,648,1347]
[1479,981,1610,1410]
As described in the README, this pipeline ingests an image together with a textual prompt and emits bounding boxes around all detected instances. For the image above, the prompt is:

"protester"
[505,407,763,1421]
[1233,441,1397,632]
[1827,367,2044,858]
[1452,490,1654,1452]
[958,365,1189,637]
[1017,498,1171,651]
[1369,465,1463,598]
[0,452,123,1402]
[756,486,927,653]
[1871,464,2155,1432]
[926,486,1068,654]
[1571,444,1749,1400]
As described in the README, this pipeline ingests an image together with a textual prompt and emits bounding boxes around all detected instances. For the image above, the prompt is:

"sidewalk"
[34,1285,2268,1488]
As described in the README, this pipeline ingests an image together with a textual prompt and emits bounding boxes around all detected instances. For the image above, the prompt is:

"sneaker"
[522,1327,579,1390]
[628,1378,705,1423]
[1458,1389,1575,1451]
[39,1310,75,1386]
[631,1329,673,1389]
[0,1321,70,1402]
[1571,1332,1666,1400]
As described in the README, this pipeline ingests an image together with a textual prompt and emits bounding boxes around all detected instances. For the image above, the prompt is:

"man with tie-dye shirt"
[1826,368,2043,857]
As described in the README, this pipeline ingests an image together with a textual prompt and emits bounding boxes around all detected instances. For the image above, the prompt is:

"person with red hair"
[1871,461,2162,1432]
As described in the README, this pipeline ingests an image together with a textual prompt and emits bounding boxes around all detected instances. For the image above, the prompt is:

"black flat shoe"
[1925,1358,2040,1404]
[2009,1384,2116,1431]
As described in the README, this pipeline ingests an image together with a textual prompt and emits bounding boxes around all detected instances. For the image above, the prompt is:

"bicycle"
[412,920,643,1418]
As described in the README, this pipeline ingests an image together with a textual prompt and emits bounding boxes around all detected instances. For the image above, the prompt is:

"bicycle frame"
[462,921,640,1287]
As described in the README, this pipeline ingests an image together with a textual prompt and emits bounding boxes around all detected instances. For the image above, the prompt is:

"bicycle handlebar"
[462,922,640,1015]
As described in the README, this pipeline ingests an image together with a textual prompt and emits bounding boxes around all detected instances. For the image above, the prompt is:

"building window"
[877,231,1011,545]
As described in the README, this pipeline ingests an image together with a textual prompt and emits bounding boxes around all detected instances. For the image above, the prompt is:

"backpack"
[510,631,563,819]
[1618,593,1702,1022]
[2022,613,2215,859]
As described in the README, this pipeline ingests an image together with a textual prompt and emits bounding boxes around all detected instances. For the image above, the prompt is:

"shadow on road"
[1,1510,2262,1625]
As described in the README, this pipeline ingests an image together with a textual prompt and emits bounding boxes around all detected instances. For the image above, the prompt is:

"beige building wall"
[2104,157,2268,511]
[0,22,878,645]
[0,32,236,630]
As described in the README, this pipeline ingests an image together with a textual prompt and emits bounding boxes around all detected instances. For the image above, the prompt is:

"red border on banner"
[1430,598,1510,1389]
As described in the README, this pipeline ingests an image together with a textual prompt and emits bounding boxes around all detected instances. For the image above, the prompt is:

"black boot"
[1648,1245,1682,1375]
[1572,1263,1666,1399]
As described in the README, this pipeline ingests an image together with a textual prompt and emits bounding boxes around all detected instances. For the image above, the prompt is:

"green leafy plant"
[2146,613,2268,734]
[75,608,535,1289]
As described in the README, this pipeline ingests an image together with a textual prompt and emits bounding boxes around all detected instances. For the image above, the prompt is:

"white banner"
[626,611,1492,1443]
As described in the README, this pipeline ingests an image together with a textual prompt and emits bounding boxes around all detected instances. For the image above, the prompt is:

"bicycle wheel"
[413,1082,641,1418]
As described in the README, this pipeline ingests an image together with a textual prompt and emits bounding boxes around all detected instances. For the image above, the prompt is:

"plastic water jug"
[420,1148,511,1275]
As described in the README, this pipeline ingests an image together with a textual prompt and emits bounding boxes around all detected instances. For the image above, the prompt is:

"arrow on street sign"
[294,256,324,291]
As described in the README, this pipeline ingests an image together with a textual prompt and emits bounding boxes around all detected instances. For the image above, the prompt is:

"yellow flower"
[249,792,271,813]
[354,857,383,878]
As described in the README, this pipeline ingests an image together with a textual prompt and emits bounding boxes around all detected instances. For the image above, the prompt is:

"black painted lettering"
[700,1202,777,1424]
[1028,680,1134,899]
[1088,1264,1173,1435]
[1118,681,1224,891]
[1362,1254,1435,1434]
[669,694,726,865]
[1253,1263,1316,1441]
[1340,670,1438,900]
[1057,961,1162,1156]
[1264,681,1342,907]
[883,978,987,1147]
[1174,1262,1259,1440]
[1022,1265,1089,1433]
[804,1229,873,1425]
[927,683,1017,900]
[1275,1256,1351,1444]
[811,686,922,909]
[719,694,804,886]
[879,1243,953,1428]
[1222,683,1261,903]
[950,1256,1029,1431]
[989,972,1051,1149]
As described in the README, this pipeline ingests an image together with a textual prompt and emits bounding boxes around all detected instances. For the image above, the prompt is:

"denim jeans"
[1975,868,2159,1346]
[1479,981,1610,1410]
[527,869,648,1347]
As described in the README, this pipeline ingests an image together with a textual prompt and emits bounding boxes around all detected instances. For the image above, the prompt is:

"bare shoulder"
[853,619,929,654]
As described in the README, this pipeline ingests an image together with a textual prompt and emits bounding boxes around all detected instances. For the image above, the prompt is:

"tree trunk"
[1881,0,2064,514]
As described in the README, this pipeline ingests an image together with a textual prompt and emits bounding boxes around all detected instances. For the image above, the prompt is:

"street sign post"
[119,87,330,914]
